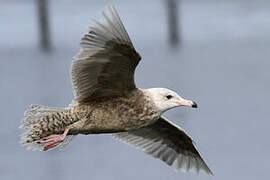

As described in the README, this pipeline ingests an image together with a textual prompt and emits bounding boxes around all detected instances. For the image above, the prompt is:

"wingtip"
[208,168,214,176]
[202,164,213,176]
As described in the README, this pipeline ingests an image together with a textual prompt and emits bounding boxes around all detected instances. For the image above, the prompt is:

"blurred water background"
[1,0,270,179]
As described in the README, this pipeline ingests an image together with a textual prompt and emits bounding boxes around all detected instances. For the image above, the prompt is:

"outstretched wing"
[113,117,212,175]
[71,7,141,103]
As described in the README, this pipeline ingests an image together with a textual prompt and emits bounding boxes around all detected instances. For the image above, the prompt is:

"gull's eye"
[166,95,173,100]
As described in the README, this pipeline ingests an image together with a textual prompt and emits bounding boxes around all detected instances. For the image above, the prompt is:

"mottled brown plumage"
[68,89,159,135]
[20,7,212,175]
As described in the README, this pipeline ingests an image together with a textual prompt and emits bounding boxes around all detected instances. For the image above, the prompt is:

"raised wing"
[113,117,212,175]
[71,7,141,103]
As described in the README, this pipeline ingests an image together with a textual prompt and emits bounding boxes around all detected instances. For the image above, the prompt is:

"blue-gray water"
[1,0,270,179]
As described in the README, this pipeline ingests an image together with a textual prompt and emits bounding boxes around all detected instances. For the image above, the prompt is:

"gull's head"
[145,88,197,112]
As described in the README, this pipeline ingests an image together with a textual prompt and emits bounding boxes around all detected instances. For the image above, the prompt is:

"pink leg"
[43,141,62,151]
[40,128,70,151]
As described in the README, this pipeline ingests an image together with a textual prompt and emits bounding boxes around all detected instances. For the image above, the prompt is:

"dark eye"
[166,95,173,99]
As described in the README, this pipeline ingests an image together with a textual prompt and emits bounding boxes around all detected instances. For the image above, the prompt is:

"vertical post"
[167,0,180,46]
[37,0,51,51]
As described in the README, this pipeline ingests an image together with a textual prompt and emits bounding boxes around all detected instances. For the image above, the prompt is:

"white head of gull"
[144,88,197,113]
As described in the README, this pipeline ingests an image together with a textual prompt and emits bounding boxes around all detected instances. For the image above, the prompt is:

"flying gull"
[20,7,212,175]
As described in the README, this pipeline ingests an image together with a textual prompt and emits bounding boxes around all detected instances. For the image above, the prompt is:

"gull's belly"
[71,93,159,134]
[90,107,160,131]
[74,103,160,134]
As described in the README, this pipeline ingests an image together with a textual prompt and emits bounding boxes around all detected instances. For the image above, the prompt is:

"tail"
[20,104,76,151]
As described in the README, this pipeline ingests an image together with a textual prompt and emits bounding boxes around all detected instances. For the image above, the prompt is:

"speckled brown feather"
[21,89,160,149]
[21,105,80,145]
[68,89,160,135]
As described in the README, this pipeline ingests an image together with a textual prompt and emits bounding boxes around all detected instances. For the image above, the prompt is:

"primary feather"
[114,117,212,175]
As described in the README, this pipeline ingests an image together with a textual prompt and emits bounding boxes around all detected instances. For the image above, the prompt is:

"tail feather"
[20,104,77,151]
[21,104,63,129]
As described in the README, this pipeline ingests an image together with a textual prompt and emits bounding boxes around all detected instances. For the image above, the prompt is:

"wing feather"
[71,7,141,103]
[113,117,212,175]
